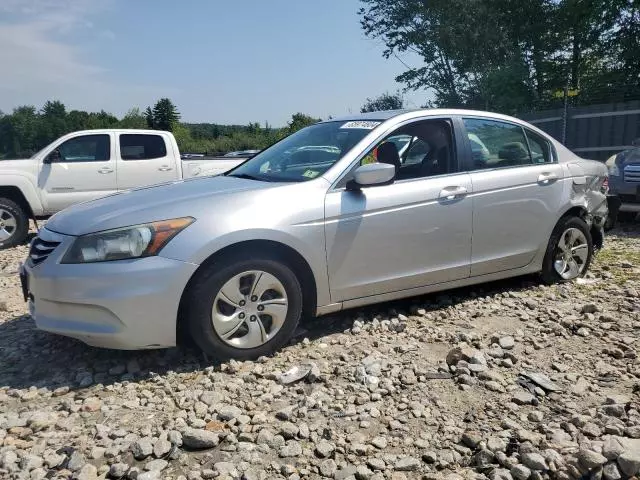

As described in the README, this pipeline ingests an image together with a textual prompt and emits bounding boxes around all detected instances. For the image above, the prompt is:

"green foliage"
[149,98,180,131]
[361,91,404,112]
[0,100,320,159]
[359,0,640,113]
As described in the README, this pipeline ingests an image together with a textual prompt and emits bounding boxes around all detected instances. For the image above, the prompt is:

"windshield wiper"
[226,173,269,182]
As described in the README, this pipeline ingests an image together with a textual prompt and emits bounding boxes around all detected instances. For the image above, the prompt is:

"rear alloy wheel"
[185,257,303,360]
[541,216,593,284]
[0,198,29,250]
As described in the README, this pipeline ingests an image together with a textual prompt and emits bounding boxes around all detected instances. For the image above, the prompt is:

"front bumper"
[22,228,198,350]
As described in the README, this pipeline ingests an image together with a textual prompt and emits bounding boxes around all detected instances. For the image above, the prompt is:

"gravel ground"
[0,224,639,480]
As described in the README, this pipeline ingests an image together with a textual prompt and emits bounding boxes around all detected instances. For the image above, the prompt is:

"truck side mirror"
[44,149,61,164]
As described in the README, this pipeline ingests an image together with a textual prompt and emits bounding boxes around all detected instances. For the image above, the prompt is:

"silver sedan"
[21,109,609,359]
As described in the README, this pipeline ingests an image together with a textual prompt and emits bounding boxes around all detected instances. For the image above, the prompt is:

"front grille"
[624,164,640,183]
[29,237,61,266]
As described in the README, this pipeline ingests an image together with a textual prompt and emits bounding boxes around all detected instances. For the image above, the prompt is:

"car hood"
[45,175,274,236]
[0,158,33,173]
[618,147,640,165]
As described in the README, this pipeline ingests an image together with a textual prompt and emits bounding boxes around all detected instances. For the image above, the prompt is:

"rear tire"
[541,216,593,285]
[0,198,29,250]
[183,254,303,360]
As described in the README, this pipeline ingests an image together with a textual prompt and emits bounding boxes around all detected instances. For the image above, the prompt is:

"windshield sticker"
[302,169,320,178]
[340,121,381,130]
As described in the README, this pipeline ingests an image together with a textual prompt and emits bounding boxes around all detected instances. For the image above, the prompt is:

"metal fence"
[519,100,640,161]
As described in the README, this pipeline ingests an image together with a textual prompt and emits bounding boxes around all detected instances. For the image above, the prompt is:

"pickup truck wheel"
[541,216,593,284]
[0,198,29,250]
[184,256,303,360]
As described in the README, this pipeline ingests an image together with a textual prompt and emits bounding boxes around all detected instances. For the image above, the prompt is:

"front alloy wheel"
[212,270,289,349]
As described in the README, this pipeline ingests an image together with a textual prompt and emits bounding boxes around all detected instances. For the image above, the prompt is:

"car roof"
[322,108,529,125]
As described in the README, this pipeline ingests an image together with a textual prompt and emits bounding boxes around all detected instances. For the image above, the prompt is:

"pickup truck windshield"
[227,121,379,182]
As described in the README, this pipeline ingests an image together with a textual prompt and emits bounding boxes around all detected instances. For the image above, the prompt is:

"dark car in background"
[606,138,640,225]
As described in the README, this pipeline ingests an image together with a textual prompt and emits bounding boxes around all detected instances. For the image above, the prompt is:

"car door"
[460,117,565,276]
[116,133,180,190]
[324,117,473,302]
[38,133,117,214]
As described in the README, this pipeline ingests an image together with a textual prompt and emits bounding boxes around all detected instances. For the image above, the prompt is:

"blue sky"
[0,0,426,125]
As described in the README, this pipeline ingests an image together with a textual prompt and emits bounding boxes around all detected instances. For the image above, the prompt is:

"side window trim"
[459,116,559,172]
[331,115,461,191]
[52,134,112,163]
[523,127,558,164]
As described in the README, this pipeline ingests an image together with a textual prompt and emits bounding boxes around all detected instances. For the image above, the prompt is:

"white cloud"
[0,0,176,116]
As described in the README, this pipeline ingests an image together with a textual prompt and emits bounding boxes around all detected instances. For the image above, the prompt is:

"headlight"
[605,154,620,176]
[61,217,194,264]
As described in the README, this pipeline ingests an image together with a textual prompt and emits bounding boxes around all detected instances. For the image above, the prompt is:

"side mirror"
[346,162,395,190]
[44,149,61,164]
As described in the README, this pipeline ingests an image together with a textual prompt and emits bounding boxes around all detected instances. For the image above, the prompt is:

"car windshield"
[226,120,380,182]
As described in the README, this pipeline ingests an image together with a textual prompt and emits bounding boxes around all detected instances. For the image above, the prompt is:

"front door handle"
[98,167,114,174]
[158,166,173,172]
[538,172,558,184]
[439,186,468,201]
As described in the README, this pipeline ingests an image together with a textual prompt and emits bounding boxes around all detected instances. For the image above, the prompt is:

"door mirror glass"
[44,149,61,164]
[347,163,395,190]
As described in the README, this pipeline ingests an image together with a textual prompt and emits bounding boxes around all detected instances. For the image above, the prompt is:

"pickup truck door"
[116,133,180,190]
[38,133,117,214]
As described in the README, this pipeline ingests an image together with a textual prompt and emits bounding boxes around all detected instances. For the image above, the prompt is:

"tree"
[287,113,320,134]
[119,108,147,129]
[361,91,404,112]
[151,98,180,131]
[144,106,154,128]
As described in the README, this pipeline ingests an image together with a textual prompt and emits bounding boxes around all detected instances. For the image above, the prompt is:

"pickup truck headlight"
[61,217,194,264]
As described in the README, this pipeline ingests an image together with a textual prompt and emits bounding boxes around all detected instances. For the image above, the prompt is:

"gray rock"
[217,404,242,421]
[0,450,17,468]
[355,465,373,480]
[511,464,532,480]
[521,452,548,471]
[279,440,302,458]
[182,429,219,449]
[512,391,536,405]
[367,458,386,471]
[394,457,421,471]
[137,471,161,480]
[20,454,43,471]
[153,437,171,458]
[109,463,129,478]
[279,422,298,440]
[168,430,183,446]
[131,437,153,459]
[335,465,358,480]
[499,336,515,350]
[67,450,86,471]
[603,462,621,480]
[319,459,338,477]
[602,437,625,460]
[214,462,238,476]
[145,459,168,471]
[76,464,98,480]
[371,436,387,449]
[578,449,608,470]
[315,440,336,458]
[617,451,640,476]
[462,430,482,448]
[522,372,560,392]
[490,469,513,480]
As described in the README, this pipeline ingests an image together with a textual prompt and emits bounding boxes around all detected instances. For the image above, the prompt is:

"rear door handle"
[98,167,114,174]
[158,166,173,172]
[439,186,468,201]
[538,172,558,184]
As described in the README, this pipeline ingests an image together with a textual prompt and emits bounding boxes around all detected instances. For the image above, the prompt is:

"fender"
[0,173,45,216]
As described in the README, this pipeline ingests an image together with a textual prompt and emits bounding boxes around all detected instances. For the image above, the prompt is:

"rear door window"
[463,118,532,170]
[119,134,167,160]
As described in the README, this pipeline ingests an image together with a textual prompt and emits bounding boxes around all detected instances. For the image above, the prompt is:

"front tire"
[0,198,29,250]
[184,255,303,360]
[541,216,593,284]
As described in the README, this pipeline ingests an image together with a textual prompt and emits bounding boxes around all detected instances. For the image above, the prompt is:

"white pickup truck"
[0,129,246,249]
